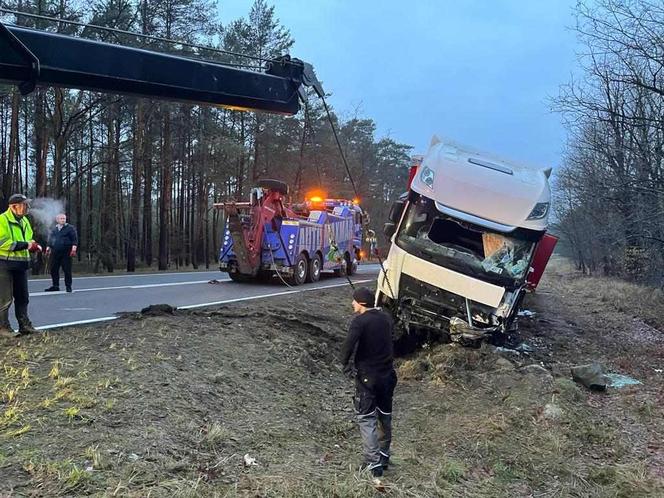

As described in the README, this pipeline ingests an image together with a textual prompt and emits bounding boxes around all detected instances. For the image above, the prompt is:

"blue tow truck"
[217,179,365,285]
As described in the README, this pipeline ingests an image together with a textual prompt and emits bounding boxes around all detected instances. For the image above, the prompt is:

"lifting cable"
[319,95,396,300]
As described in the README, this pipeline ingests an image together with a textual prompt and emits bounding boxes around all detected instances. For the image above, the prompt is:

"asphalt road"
[8,264,381,331]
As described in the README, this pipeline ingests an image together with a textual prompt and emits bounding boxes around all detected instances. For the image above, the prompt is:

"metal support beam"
[0,24,317,114]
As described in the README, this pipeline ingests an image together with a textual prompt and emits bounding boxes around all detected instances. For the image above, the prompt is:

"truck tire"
[306,253,322,283]
[228,272,253,283]
[257,179,289,195]
[290,252,308,286]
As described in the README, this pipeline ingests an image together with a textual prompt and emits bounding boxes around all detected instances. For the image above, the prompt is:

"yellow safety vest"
[0,208,33,267]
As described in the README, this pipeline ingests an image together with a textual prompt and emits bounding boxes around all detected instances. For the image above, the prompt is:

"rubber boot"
[16,307,37,336]
[0,308,14,338]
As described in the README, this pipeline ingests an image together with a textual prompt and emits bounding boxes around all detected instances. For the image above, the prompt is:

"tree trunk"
[34,89,48,197]
[127,102,144,272]
[158,109,172,270]
[52,88,65,199]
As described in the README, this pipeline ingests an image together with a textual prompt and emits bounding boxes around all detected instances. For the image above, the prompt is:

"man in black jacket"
[340,287,398,478]
[45,213,78,293]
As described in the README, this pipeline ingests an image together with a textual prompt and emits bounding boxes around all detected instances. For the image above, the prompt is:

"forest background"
[0,0,413,273]
[3,0,664,289]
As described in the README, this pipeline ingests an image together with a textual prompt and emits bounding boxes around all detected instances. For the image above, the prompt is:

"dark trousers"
[50,250,73,288]
[354,369,398,466]
[0,267,30,321]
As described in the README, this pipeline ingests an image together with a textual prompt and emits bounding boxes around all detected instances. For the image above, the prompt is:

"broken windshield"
[395,194,537,287]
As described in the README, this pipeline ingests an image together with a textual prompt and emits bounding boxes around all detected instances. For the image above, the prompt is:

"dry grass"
[0,273,662,497]
[546,256,664,331]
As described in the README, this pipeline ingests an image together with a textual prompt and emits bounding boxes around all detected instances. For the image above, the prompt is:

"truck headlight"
[419,165,435,189]
[527,202,549,220]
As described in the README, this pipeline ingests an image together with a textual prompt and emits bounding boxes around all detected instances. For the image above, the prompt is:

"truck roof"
[410,136,552,232]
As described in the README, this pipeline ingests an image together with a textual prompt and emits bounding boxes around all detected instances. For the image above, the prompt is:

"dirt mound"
[140,303,178,316]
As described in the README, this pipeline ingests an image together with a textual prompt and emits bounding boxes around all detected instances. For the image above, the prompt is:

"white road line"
[29,267,379,297]
[35,278,373,330]
[179,279,372,309]
[29,270,220,282]
[38,316,117,330]
[30,279,222,297]
[29,265,380,282]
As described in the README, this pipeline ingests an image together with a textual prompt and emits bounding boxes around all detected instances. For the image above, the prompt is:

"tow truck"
[216,181,365,284]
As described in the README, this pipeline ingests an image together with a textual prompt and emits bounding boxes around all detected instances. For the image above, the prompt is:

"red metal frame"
[527,233,558,290]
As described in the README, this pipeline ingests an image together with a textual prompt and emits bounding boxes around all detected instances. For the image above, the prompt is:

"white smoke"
[29,198,66,238]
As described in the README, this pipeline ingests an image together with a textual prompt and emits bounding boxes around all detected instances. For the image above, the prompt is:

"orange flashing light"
[352,197,360,204]
[309,196,323,203]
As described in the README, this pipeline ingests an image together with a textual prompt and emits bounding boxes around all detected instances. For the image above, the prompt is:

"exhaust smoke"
[29,198,66,238]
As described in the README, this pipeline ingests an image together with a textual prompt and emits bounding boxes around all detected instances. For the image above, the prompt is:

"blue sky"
[219,1,580,169]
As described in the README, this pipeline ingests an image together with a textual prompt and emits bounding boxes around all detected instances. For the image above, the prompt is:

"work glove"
[69,246,77,257]
[45,247,51,256]
[28,241,42,253]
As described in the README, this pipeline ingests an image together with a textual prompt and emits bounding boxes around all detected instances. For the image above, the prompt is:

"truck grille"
[398,274,467,321]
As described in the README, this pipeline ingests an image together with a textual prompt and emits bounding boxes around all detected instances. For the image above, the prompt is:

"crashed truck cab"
[377,136,557,345]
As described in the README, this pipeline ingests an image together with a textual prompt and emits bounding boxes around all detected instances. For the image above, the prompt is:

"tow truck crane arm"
[0,22,323,114]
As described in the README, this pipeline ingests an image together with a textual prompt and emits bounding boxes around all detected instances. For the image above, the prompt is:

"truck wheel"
[257,179,289,195]
[306,253,322,283]
[290,253,308,286]
[229,272,252,283]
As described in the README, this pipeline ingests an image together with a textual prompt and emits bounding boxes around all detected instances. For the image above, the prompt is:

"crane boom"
[0,22,323,114]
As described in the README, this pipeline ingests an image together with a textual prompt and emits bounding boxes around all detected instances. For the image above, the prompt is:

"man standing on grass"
[44,213,78,293]
[340,287,398,478]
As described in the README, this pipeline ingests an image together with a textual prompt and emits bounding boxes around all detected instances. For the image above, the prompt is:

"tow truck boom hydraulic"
[0,20,323,114]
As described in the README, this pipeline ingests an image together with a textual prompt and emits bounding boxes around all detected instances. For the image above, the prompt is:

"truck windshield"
[395,195,536,287]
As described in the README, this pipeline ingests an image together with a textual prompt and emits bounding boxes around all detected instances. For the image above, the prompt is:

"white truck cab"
[377,136,556,346]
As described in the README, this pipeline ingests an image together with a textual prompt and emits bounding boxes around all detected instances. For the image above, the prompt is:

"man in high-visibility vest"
[0,194,42,337]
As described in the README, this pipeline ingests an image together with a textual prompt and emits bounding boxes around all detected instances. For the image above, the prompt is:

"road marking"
[29,265,380,283]
[35,278,373,330]
[29,266,379,297]
[30,279,221,297]
[179,279,372,309]
[29,270,221,282]
[38,316,117,330]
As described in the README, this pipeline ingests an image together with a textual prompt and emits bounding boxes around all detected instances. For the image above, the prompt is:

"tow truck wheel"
[290,253,308,286]
[228,272,253,283]
[306,253,322,283]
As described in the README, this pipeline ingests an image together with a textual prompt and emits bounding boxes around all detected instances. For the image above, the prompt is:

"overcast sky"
[219,1,580,169]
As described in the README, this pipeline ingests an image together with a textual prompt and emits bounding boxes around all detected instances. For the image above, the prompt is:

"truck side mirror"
[388,200,405,224]
[383,222,396,238]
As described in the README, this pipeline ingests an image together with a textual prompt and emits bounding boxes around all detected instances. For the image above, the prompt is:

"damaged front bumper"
[448,317,498,343]
[387,273,523,343]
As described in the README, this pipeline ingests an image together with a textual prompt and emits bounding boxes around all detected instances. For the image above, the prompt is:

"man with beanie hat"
[0,194,41,337]
[341,287,398,477]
